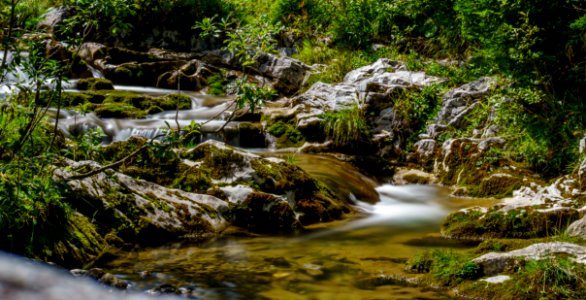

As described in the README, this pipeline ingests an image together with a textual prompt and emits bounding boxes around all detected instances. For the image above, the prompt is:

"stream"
[102,183,495,300]
[2,77,498,299]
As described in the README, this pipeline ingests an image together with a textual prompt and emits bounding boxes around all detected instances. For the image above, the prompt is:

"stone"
[54,159,230,243]
[0,252,178,300]
[473,242,586,276]
[566,215,586,239]
[481,275,511,284]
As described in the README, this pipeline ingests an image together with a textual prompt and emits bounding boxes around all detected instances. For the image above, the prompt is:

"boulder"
[566,215,586,239]
[0,252,177,300]
[54,159,230,243]
[473,242,586,276]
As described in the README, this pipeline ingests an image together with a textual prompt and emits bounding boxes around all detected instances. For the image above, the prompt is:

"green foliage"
[224,15,282,67]
[206,73,226,96]
[235,81,276,113]
[515,257,586,299]
[267,120,304,147]
[407,250,481,286]
[0,158,71,257]
[321,100,369,148]
[330,0,376,49]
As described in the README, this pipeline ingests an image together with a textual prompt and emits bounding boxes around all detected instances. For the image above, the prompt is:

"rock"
[393,168,437,185]
[436,77,496,127]
[54,158,230,243]
[566,215,586,239]
[71,268,128,290]
[232,192,301,233]
[37,6,73,32]
[473,242,586,276]
[265,58,443,135]
[0,252,177,300]
[183,140,351,227]
[481,275,511,284]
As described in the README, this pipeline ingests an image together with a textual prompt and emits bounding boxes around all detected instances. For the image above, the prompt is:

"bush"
[330,0,376,48]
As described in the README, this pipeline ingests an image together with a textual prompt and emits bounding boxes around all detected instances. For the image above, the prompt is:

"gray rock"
[429,77,496,138]
[37,6,72,32]
[54,159,230,240]
[567,215,586,239]
[473,242,586,276]
[0,252,178,300]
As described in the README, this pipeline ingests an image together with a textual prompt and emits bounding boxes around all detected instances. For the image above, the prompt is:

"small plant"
[321,99,369,148]
[235,81,277,113]
[407,251,433,273]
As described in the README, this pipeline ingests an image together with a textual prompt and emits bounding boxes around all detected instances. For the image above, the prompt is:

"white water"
[303,184,449,240]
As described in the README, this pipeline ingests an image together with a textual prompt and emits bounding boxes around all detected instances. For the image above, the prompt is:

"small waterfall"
[88,65,105,79]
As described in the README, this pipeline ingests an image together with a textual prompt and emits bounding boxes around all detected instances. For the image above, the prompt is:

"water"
[102,186,496,300]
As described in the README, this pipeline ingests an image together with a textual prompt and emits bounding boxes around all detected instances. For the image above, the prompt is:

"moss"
[60,91,191,118]
[48,213,107,268]
[475,174,524,198]
[442,207,580,240]
[98,136,181,186]
[206,73,226,96]
[172,165,213,193]
[182,143,246,179]
[267,120,305,147]
[76,78,114,91]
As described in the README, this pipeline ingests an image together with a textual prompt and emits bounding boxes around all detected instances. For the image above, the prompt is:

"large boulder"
[54,159,230,244]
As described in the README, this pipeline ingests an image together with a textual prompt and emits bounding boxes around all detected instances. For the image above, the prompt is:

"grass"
[321,101,369,148]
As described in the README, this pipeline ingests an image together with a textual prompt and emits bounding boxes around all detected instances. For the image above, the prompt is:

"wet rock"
[147,284,180,295]
[393,168,437,185]
[473,242,586,276]
[232,192,301,233]
[0,252,176,300]
[71,268,129,290]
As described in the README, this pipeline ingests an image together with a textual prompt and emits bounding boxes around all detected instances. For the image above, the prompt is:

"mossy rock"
[182,142,247,179]
[475,173,524,198]
[61,91,191,118]
[76,78,114,91]
[172,164,213,193]
[267,120,305,148]
[442,207,580,240]
[231,192,301,233]
[48,213,107,268]
[98,136,181,186]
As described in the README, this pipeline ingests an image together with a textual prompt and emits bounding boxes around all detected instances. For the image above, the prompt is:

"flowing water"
[102,183,496,300]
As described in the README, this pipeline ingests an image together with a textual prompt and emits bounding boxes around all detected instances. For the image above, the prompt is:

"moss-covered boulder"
[55,159,229,245]
[182,140,352,228]
[442,206,580,240]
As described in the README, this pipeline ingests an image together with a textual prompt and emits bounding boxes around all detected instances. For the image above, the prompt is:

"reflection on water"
[103,186,496,300]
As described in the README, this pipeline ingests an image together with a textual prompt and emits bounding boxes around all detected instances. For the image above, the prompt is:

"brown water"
[103,195,496,300]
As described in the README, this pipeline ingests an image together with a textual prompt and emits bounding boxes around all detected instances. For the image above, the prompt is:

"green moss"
[206,73,226,96]
[267,120,305,147]
[76,78,114,91]
[172,165,213,193]
[182,143,246,179]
